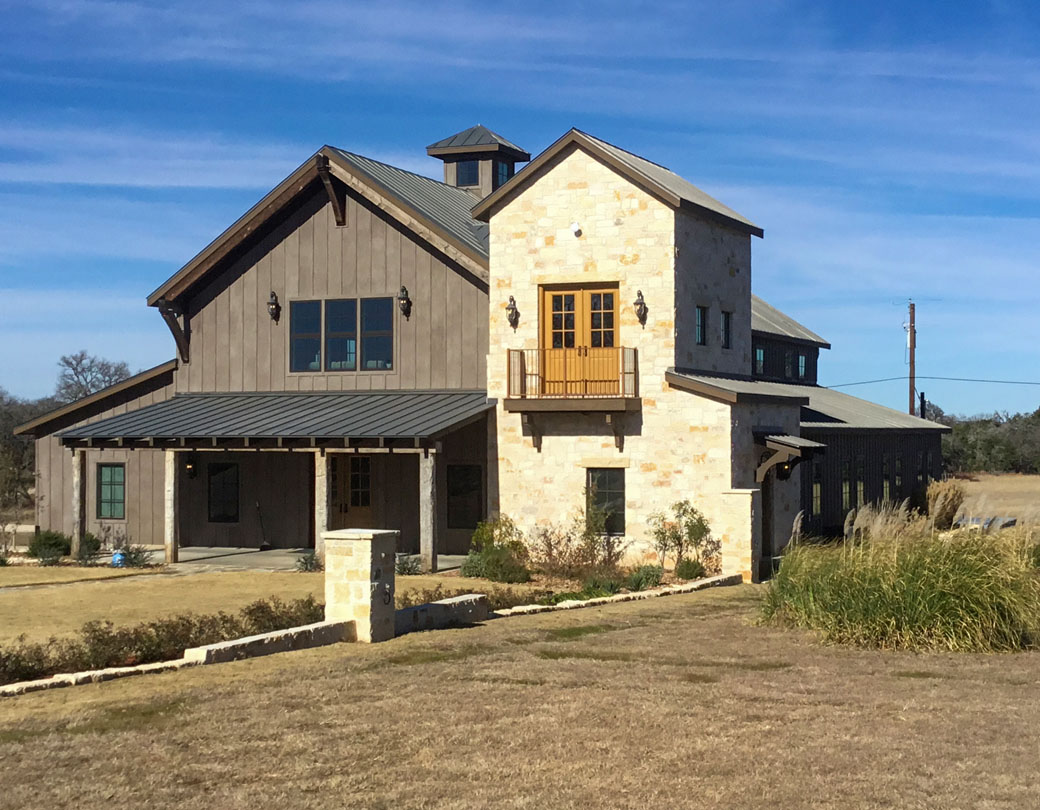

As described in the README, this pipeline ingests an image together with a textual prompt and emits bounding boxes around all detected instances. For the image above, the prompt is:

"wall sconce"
[570,221,582,237]
[185,454,198,479]
[397,285,412,319]
[267,291,281,323]
[633,290,648,326]
[505,296,520,330]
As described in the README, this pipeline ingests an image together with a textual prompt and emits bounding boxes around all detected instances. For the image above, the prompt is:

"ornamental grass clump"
[762,507,1040,652]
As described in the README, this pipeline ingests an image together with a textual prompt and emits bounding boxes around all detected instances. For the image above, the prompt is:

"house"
[15,125,947,580]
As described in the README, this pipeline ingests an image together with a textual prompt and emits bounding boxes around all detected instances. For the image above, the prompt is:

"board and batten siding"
[174,187,489,395]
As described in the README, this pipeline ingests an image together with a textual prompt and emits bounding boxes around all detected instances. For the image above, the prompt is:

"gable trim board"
[471,128,764,238]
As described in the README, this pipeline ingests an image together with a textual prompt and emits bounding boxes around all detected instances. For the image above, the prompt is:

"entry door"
[540,287,618,396]
[330,455,375,529]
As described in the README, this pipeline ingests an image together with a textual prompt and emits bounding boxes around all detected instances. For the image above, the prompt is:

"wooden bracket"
[522,414,542,452]
[156,298,190,363]
[316,154,347,226]
[756,448,794,483]
[605,414,624,451]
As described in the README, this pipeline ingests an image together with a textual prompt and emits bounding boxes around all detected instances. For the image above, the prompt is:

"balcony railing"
[506,347,638,400]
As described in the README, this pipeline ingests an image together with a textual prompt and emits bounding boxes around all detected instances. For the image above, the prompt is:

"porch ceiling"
[58,390,493,450]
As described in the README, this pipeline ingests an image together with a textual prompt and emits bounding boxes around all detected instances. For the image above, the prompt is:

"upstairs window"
[290,300,322,372]
[587,468,625,536]
[784,349,793,379]
[841,458,851,513]
[856,454,865,507]
[798,352,807,379]
[361,298,394,370]
[493,161,513,190]
[456,160,479,186]
[695,306,708,346]
[97,463,125,520]
[754,346,765,375]
[811,458,823,516]
[721,310,732,349]
[325,299,357,371]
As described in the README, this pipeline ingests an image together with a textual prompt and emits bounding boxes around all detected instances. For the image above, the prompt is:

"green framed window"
[695,306,708,346]
[208,463,239,523]
[754,345,765,375]
[798,353,807,379]
[721,310,732,349]
[97,463,125,520]
[587,468,625,536]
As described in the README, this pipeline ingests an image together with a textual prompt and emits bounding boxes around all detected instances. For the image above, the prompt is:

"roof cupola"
[427,125,530,199]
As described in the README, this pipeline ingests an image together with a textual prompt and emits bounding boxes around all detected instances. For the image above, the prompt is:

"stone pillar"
[70,449,86,557]
[322,529,398,643]
[164,450,179,564]
[718,488,761,583]
[314,452,331,558]
[419,450,437,573]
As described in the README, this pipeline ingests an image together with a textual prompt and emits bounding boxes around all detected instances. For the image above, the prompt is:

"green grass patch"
[0,698,185,745]
[679,671,720,684]
[536,649,640,663]
[543,624,617,641]
[892,670,947,680]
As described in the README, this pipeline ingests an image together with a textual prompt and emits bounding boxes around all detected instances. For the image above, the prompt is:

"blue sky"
[0,0,1038,416]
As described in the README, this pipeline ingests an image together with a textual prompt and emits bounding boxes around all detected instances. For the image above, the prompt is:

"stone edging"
[492,573,743,617]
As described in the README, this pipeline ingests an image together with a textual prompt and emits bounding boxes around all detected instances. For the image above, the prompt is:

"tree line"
[927,402,1040,475]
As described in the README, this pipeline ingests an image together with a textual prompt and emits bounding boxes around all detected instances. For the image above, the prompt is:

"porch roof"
[58,390,493,449]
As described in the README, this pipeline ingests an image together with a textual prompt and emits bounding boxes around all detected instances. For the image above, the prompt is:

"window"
[325,299,357,371]
[754,345,765,375]
[784,349,793,379]
[349,456,370,508]
[883,454,891,502]
[798,353,807,379]
[447,465,483,530]
[587,468,625,535]
[290,300,322,372]
[721,310,732,349]
[917,450,925,487]
[856,454,865,507]
[895,455,903,497]
[695,306,708,346]
[97,463,125,519]
[456,160,478,186]
[493,161,513,190]
[841,458,851,512]
[926,451,933,483]
[588,291,615,348]
[811,459,823,516]
[361,298,394,370]
[208,463,239,523]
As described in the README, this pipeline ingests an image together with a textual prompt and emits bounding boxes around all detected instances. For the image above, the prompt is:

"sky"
[0,0,1038,417]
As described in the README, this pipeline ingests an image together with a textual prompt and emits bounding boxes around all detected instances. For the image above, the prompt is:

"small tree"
[55,351,132,403]
[648,500,714,570]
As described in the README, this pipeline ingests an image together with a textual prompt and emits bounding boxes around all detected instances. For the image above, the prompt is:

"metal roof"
[760,434,827,450]
[59,390,493,443]
[667,369,949,431]
[328,148,490,258]
[427,125,530,159]
[751,295,830,348]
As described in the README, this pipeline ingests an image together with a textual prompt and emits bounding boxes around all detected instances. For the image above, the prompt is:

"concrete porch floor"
[170,547,466,573]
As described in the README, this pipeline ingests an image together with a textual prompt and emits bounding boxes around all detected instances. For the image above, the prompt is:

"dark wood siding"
[800,429,944,536]
[752,336,819,384]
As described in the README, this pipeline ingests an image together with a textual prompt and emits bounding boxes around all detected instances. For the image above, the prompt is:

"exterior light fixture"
[633,290,648,325]
[397,286,412,319]
[505,296,520,330]
[185,454,198,479]
[570,221,582,237]
[267,291,281,323]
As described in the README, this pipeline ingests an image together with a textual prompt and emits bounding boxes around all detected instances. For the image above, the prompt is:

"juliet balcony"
[504,347,640,412]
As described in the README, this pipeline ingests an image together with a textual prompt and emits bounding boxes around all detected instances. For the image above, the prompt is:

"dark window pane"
[291,338,321,372]
[447,465,483,529]
[603,331,614,347]
[290,300,322,372]
[325,299,357,371]
[457,160,478,186]
[564,333,574,348]
[564,313,574,329]
[362,336,393,369]
[591,312,601,329]
[603,312,613,328]
[208,463,239,523]
[326,299,356,333]
[553,297,563,312]
[591,293,601,310]
[587,467,625,536]
[563,296,575,312]
[361,298,394,370]
[552,314,562,330]
[291,300,320,334]
[552,333,562,348]
[361,297,393,332]
[591,332,601,347]
[603,293,613,309]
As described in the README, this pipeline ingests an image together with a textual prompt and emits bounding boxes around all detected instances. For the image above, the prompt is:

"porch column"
[164,449,179,564]
[419,449,438,573]
[314,452,332,558]
[70,449,86,557]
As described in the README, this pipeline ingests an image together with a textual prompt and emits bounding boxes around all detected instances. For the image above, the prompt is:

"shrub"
[926,478,966,530]
[395,584,550,612]
[761,527,1040,652]
[648,501,719,572]
[0,595,324,685]
[119,544,153,568]
[582,574,622,595]
[524,502,628,581]
[295,551,323,572]
[395,554,423,575]
[76,532,103,566]
[625,564,663,592]
[28,530,70,563]
[675,557,706,580]
[462,516,531,583]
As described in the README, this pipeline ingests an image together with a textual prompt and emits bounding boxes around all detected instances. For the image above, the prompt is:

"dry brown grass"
[0,565,162,589]
[960,473,1040,520]
[0,571,545,643]
[0,586,1038,809]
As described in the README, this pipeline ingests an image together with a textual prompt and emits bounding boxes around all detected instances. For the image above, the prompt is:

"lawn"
[960,472,1040,519]
[1,585,1038,809]
[0,570,545,643]
[0,565,162,589]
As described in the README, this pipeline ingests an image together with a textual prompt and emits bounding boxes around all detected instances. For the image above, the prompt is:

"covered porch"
[58,390,493,571]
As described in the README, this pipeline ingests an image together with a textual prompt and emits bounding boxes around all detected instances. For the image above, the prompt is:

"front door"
[330,455,375,530]
[540,286,618,396]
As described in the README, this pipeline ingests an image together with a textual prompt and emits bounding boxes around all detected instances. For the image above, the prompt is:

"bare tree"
[55,351,132,403]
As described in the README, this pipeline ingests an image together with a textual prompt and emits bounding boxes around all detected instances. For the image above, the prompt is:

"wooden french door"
[330,455,375,529]
[540,286,619,396]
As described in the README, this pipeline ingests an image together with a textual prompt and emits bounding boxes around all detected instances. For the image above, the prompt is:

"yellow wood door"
[540,287,618,396]
[330,455,375,529]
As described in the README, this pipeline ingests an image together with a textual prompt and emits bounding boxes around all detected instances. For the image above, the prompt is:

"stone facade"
[323,529,397,642]
[485,143,796,580]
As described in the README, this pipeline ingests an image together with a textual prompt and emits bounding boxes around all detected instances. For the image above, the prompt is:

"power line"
[829,375,1040,389]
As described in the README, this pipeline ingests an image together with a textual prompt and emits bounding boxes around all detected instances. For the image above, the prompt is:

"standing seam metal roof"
[427,125,528,154]
[750,295,830,347]
[58,391,494,441]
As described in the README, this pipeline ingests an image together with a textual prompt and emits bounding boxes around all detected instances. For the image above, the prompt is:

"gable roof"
[471,128,763,237]
[427,125,530,161]
[147,146,490,307]
[751,295,830,348]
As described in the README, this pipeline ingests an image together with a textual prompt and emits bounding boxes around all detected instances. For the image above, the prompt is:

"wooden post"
[164,450,179,564]
[314,452,331,557]
[70,449,86,557]
[419,450,438,573]
[907,300,916,416]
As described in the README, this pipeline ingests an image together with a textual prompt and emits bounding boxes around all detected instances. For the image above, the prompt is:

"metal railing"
[506,347,638,399]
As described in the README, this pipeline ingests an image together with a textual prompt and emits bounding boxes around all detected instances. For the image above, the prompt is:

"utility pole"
[906,300,916,416]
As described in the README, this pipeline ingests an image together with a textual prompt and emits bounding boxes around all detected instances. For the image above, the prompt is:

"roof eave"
[665,370,811,406]
[751,328,831,350]
[426,143,531,162]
